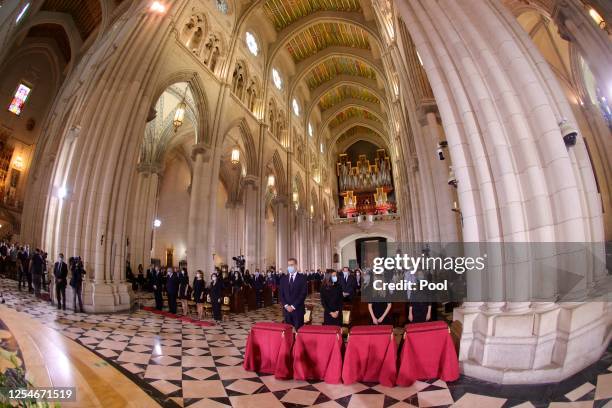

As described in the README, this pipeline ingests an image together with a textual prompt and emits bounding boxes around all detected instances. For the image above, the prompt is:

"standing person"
[70,258,86,312]
[355,269,363,296]
[166,267,179,314]
[253,269,265,308]
[53,253,68,310]
[209,272,223,322]
[279,258,308,330]
[368,295,392,325]
[320,270,343,326]
[339,266,357,301]
[192,270,205,320]
[31,249,45,297]
[137,264,144,291]
[17,247,27,291]
[151,266,164,310]
[178,267,189,299]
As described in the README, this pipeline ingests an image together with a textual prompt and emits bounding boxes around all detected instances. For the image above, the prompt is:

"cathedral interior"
[0,0,610,407]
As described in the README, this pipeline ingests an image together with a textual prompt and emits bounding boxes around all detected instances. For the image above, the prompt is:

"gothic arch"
[219,118,258,176]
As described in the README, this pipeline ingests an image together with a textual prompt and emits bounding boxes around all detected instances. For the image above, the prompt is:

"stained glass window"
[8,83,32,116]
[272,68,282,90]
[292,98,300,116]
[216,0,228,14]
[246,32,258,56]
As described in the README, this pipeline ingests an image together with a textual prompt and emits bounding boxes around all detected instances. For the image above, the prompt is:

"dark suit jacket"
[166,272,180,295]
[279,273,307,312]
[339,272,357,297]
[209,280,223,302]
[53,261,68,286]
[253,274,265,290]
[151,270,164,292]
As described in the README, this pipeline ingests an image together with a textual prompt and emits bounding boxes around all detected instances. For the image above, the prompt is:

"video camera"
[232,255,246,272]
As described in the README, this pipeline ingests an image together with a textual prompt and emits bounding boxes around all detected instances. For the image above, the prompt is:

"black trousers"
[212,300,221,321]
[18,266,27,290]
[73,284,83,312]
[255,290,263,307]
[154,290,163,310]
[56,283,66,309]
[283,309,305,330]
[167,292,177,314]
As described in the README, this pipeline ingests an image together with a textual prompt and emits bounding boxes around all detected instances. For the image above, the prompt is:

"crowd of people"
[130,257,435,329]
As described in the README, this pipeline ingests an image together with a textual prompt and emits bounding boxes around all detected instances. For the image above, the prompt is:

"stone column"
[128,163,161,269]
[273,195,288,271]
[242,175,259,270]
[186,143,213,278]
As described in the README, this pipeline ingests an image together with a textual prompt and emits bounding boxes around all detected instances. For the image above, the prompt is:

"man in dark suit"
[279,258,307,330]
[151,266,164,310]
[31,248,45,297]
[53,253,68,310]
[339,266,357,301]
[166,267,180,314]
[253,269,265,308]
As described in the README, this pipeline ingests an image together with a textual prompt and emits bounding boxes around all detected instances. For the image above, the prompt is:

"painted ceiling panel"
[329,107,381,128]
[286,22,370,63]
[264,0,361,31]
[318,85,379,111]
[305,56,377,90]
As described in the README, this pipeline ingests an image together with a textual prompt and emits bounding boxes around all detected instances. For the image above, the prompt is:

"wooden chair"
[221,296,231,321]
[304,304,314,324]
[342,308,352,336]
[203,294,212,317]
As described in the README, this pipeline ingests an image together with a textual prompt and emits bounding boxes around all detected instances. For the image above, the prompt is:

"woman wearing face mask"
[193,270,205,320]
[320,270,343,326]
[209,272,223,322]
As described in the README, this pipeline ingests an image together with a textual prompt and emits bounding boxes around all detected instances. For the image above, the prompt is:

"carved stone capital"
[191,143,211,162]
[416,99,440,126]
[137,162,162,175]
[241,174,259,187]
[272,194,289,206]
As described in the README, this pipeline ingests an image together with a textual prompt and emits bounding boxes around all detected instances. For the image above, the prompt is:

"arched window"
[245,31,259,56]
[181,14,206,56]
[203,34,222,73]
[292,98,300,116]
[215,0,229,14]
[272,68,282,90]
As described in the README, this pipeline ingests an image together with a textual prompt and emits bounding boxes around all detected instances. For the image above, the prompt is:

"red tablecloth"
[342,325,397,387]
[243,322,293,379]
[396,321,459,386]
[293,325,343,383]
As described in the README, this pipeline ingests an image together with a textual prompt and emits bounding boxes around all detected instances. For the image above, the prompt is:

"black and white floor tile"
[0,278,610,408]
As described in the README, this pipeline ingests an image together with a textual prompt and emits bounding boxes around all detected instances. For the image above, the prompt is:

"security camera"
[448,167,457,188]
[436,140,448,160]
[559,119,577,147]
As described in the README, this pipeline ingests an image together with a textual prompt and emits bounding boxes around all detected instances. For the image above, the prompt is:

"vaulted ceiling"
[263,0,390,153]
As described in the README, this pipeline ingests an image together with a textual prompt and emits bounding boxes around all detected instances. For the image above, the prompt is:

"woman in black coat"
[179,267,189,299]
[320,270,343,326]
[209,272,223,322]
[193,270,205,320]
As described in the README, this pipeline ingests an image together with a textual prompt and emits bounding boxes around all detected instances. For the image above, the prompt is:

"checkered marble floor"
[0,278,611,408]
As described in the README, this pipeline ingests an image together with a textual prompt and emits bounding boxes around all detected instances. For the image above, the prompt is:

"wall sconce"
[292,191,299,209]
[451,201,463,226]
[310,204,314,218]
[448,167,458,188]
[267,174,275,188]
[230,146,240,165]
[12,155,24,171]
[57,186,68,199]
[153,219,162,228]
[173,101,186,132]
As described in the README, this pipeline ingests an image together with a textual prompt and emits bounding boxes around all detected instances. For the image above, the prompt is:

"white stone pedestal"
[454,302,611,384]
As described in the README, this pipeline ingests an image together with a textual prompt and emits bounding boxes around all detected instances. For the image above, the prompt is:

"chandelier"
[230,146,240,165]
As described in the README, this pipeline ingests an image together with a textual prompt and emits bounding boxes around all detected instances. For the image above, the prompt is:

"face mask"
[331,276,338,283]
[287,266,295,274]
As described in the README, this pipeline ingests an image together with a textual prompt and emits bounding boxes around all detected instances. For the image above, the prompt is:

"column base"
[71,282,135,313]
[454,301,611,384]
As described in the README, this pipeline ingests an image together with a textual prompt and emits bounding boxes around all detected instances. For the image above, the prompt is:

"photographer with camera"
[70,257,86,313]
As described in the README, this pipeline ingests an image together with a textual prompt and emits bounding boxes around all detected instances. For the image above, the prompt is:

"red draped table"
[293,325,343,383]
[243,322,293,379]
[396,321,459,386]
[342,325,397,387]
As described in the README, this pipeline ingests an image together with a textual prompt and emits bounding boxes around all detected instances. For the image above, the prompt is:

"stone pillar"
[242,175,259,270]
[396,0,607,383]
[273,195,288,271]
[186,144,213,278]
[128,163,160,269]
